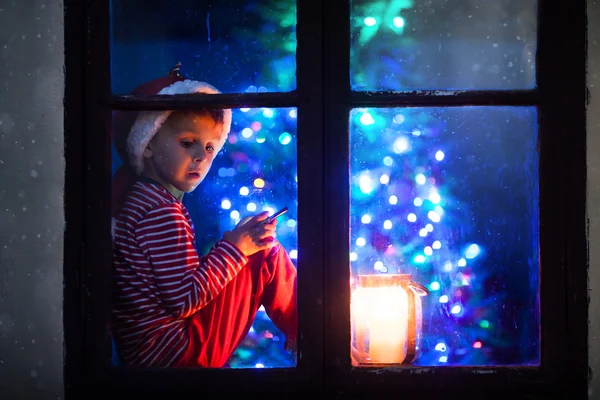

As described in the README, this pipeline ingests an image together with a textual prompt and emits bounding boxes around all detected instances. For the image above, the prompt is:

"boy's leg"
[174,244,297,368]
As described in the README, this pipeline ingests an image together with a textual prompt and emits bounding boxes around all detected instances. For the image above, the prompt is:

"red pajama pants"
[174,244,297,368]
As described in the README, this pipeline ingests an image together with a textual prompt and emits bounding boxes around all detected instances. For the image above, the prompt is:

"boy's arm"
[137,203,248,319]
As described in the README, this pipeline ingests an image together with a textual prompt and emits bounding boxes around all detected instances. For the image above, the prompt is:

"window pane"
[110,0,297,94]
[349,107,539,367]
[111,107,298,369]
[350,0,537,91]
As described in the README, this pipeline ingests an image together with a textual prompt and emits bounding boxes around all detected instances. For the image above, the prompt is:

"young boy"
[110,64,297,368]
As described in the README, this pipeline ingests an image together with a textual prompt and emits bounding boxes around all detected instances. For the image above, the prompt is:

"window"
[64,0,587,397]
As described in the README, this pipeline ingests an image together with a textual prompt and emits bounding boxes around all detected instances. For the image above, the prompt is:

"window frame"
[64,0,588,397]
[323,0,588,397]
[65,0,324,396]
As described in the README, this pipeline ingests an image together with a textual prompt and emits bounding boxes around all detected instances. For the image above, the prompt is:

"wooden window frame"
[64,0,588,397]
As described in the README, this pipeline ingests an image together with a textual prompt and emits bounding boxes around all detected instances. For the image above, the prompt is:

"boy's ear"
[142,143,153,159]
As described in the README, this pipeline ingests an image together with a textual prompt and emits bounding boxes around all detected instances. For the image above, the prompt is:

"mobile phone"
[265,206,288,224]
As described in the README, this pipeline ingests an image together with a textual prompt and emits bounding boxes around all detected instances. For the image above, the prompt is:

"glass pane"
[350,0,537,91]
[349,107,539,367]
[110,0,297,94]
[110,107,298,369]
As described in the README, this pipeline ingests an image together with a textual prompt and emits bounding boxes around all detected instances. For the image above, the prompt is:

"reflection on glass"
[350,0,537,91]
[110,0,297,94]
[349,107,539,367]
[111,108,298,369]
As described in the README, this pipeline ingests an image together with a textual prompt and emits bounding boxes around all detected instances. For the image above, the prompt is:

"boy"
[110,64,297,368]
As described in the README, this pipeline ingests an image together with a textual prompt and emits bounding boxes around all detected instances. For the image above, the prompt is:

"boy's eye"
[181,140,194,148]
[206,145,215,152]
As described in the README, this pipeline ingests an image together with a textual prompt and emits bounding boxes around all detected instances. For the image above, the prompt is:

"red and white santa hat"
[111,63,232,215]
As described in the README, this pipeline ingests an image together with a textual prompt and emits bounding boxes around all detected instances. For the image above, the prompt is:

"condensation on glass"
[110,107,298,369]
[349,107,539,367]
[350,0,538,91]
[110,0,297,94]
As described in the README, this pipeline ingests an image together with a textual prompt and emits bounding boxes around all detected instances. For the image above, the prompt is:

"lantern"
[351,274,429,366]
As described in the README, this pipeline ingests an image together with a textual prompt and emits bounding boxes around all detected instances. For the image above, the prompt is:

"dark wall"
[0,1,64,399]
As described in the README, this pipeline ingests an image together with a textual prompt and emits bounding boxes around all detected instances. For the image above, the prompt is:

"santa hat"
[111,63,232,216]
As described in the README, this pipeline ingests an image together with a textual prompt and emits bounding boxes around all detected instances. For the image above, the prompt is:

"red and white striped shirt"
[111,180,248,367]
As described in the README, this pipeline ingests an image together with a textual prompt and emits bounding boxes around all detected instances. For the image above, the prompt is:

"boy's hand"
[223,211,279,256]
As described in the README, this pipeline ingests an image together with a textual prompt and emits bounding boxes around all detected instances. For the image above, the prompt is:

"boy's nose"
[193,149,206,162]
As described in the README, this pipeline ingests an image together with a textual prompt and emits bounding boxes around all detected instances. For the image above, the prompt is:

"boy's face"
[142,112,227,199]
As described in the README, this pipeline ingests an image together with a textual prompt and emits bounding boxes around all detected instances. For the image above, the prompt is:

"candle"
[351,285,409,364]
[351,274,428,366]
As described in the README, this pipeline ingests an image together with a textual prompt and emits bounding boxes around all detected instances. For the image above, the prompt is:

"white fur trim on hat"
[126,80,233,175]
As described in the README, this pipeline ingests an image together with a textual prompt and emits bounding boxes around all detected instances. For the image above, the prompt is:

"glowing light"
[239,186,250,196]
[359,112,375,125]
[416,174,426,185]
[246,202,257,212]
[439,356,448,363]
[256,133,266,143]
[424,246,433,256]
[451,304,462,315]
[383,156,394,166]
[359,174,375,194]
[356,237,366,247]
[262,108,274,118]
[361,214,372,224]
[374,261,384,271]
[383,220,392,230]
[429,191,441,204]
[432,240,442,249]
[426,223,434,232]
[240,107,250,112]
[230,210,240,220]
[430,281,441,291]
[444,261,453,271]
[414,197,423,206]
[279,132,292,145]
[379,174,390,184]
[289,109,297,118]
[393,114,405,124]
[393,137,409,153]
[412,129,421,136]
[407,213,417,222]
[289,249,298,259]
[389,195,398,205]
[364,17,377,26]
[414,254,426,263]
[286,219,297,228]
[435,150,445,161]
[393,16,405,28]
[480,320,490,329]
[465,244,480,259]
[419,228,428,237]
[435,343,447,352]
[439,295,449,303]
[241,128,253,138]
[254,178,265,188]
[221,199,232,209]
[458,258,467,267]
[473,341,483,349]
[428,210,441,222]
[350,252,358,261]
[255,363,265,368]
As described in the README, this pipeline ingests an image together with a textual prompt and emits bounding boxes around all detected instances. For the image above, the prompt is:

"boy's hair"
[165,108,226,129]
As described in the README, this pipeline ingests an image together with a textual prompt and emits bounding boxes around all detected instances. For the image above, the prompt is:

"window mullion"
[107,91,299,110]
